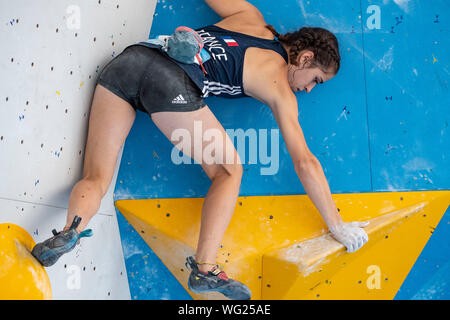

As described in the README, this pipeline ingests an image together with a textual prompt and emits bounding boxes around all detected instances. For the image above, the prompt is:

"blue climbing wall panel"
[114,0,450,299]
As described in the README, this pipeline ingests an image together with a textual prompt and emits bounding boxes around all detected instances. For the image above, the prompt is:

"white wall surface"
[0,0,157,299]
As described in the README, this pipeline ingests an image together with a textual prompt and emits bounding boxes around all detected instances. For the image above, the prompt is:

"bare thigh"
[82,84,136,192]
[151,106,242,179]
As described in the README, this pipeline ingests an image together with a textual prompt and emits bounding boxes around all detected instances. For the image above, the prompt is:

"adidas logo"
[172,94,187,104]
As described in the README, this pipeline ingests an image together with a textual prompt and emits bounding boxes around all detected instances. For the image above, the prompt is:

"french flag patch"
[222,36,239,47]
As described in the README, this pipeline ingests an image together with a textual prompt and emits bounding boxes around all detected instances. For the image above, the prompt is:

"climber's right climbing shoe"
[31,216,93,267]
[185,256,251,300]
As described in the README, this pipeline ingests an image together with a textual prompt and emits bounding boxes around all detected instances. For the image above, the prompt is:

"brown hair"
[266,24,340,75]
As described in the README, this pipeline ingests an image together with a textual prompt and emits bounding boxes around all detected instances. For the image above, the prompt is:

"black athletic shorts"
[96,44,206,114]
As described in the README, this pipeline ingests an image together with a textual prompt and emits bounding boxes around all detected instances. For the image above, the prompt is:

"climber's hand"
[329,221,369,253]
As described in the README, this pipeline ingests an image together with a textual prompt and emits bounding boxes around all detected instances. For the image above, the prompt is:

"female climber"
[32,0,369,300]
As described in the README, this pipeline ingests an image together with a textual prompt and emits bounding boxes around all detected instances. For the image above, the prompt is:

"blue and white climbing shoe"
[31,216,93,267]
[185,256,251,300]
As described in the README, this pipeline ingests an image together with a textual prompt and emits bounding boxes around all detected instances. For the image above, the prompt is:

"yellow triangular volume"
[115,191,450,300]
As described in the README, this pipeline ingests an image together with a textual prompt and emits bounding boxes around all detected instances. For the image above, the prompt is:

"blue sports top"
[137,24,289,99]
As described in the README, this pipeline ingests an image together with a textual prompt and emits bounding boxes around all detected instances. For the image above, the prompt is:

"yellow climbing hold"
[0,223,52,300]
[432,54,438,64]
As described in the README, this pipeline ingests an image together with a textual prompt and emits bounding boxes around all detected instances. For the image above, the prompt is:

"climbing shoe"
[31,216,93,267]
[185,256,251,300]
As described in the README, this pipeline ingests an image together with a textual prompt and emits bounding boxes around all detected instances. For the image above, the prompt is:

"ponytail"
[265,24,281,39]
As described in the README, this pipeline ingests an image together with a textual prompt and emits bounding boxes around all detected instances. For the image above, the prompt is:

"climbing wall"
[114,0,450,299]
[0,0,157,299]
[1,0,448,300]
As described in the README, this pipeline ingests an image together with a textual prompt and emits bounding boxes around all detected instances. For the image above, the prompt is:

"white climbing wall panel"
[0,0,157,299]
